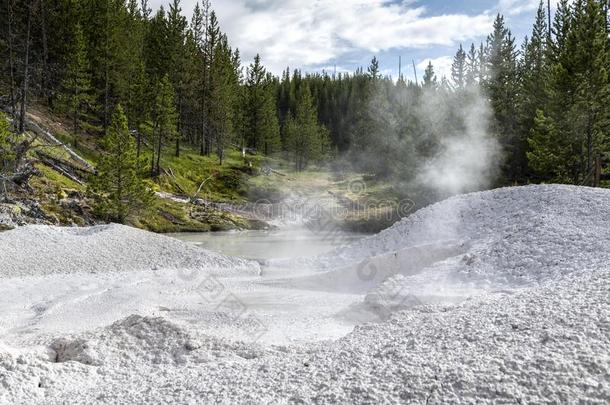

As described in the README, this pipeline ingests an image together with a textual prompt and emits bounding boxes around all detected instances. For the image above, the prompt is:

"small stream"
[169,227,367,260]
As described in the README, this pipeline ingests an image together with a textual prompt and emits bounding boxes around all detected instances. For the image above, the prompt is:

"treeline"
[2,0,610,185]
[0,0,330,173]
[274,0,610,185]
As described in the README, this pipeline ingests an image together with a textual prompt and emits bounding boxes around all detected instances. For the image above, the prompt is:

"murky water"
[169,227,367,260]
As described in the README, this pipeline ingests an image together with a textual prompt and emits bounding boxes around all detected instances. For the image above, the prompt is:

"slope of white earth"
[1,268,608,404]
[0,224,258,278]
[0,185,609,403]
[274,184,610,301]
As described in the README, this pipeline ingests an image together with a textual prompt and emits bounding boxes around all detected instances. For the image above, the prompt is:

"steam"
[350,83,501,202]
[415,87,500,197]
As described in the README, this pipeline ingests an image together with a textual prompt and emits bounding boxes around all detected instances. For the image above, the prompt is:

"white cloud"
[151,0,493,74]
[416,56,453,82]
[497,0,541,16]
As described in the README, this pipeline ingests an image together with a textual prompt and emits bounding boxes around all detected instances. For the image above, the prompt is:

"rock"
[49,337,100,365]
[0,223,14,232]
[0,200,57,227]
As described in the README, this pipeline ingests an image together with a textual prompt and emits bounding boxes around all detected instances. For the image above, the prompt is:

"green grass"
[134,197,267,233]
[134,199,211,233]
[150,146,263,202]
[50,130,100,165]
[30,163,84,194]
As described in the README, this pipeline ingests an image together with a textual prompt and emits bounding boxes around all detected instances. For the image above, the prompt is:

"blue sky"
[149,0,545,81]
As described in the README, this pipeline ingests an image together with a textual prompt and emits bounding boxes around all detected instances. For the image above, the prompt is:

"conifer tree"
[90,105,152,224]
[80,0,123,133]
[367,56,380,80]
[465,44,479,87]
[451,44,467,90]
[0,113,16,174]
[244,55,280,154]
[151,76,177,176]
[485,14,521,181]
[202,9,220,155]
[569,0,610,179]
[0,111,18,201]
[422,61,437,88]
[167,0,187,157]
[284,85,330,171]
[61,23,92,147]
[230,48,245,149]
[529,0,610,182]
[209,36,236,165]
[519,2,549,168]
[123,0,149,152]
[527,110,570,182]
[478,43,488,83]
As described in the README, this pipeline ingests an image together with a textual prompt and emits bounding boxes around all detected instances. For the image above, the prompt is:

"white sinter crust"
[0,184,608,403]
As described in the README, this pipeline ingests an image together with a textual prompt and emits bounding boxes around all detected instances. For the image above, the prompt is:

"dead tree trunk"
[201,0,211,157]
[136,132,142,158]
[0,166,37,187]
[176,93,182,157]
[547,0,551,38]
[150,123,158,177]
[155,129,163,177]
[594,154,602,187]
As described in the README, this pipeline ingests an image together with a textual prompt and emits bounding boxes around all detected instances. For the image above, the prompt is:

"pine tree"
[141,0,152,19]
[167,0,187,157]
[0,112,16,200]
[485,14,521,181]
[0,0,17,117]
[519,2,549,177]
[465,44,479,87]
[123,0,149,150]
[528,0,575,180]
[451,44,467,90]
[89,105,153,223]
[209,36,236,165]
[80,0,123,133]
[259,74,282,155]
[422,61,437,88]
[527,110,571,182]
[61,23,92,147]
[478,42,487,83]
[143,8,170,81]
[244,55,280,154]
[0,113,16,174]
[548,0,573,63]
[567,0,610,179]
[367,56,380,80]
[18,1,33,134]
[230,48,245,150]
[284,85,330,171]
[530,0,610,183]
[151,75,177,176]
[202,9,220,156]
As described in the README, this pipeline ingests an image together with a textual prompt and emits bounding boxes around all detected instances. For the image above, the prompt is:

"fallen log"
[191,173,216,201]
[0,167,37,187]
[269,168,287,177]
[36,151,95,176]
[36,153,84,185]
[25,120,94,172]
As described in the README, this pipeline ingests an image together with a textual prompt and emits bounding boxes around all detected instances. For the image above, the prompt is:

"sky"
[149,0,548,81]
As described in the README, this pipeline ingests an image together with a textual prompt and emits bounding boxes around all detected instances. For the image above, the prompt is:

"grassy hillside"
[5,106,409,234]
[8,107,271,233]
